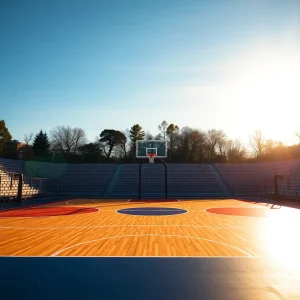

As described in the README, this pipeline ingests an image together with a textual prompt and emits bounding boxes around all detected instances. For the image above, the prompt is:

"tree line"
[1,119,300,163]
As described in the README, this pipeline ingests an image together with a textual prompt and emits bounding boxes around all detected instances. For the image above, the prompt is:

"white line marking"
[51,234,253,257]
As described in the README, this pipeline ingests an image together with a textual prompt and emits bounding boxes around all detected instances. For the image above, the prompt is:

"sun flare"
[261,208,300,269]
[225,44,300,143]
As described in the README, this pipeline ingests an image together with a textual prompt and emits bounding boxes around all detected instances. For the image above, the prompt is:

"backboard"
[136,140,167,158]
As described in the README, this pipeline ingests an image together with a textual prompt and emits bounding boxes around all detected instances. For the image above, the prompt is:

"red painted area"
[206,207,273,217]
[0,207,98,217]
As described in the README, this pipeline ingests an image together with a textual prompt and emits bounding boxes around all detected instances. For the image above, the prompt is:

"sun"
[224,43,300,143]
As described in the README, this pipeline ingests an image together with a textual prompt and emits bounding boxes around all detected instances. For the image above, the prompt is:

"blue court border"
[0,257,299,300]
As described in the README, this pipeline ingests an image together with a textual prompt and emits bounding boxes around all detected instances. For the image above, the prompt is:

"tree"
[216,138,227,157]
[0,120,12,154]
[166,124,179,162]
[32,130,50,157]
[177,127,205,162]
[1,140,21,159]
[78,142,103,163]
[24,133,33,146]
[226,139,247,162]
[296,128,300,144]
[113,131,127,159]
[129,124,145,158]
[249,130,265,157]
[190,130,206,162]
[205,129,226,162]
[50,126,87,159]
[158,120,168,140]
[145,131,154,140]
[99,129,126,160]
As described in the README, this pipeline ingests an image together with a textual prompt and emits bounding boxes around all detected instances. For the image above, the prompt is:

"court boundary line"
[50,233,253,257]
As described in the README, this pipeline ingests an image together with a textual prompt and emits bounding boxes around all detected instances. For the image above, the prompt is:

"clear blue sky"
[1,0,300,146]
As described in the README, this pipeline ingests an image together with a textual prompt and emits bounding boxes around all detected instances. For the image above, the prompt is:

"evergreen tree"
[0,120,12,154]
[129,124,145,158]
[32,130,50,157]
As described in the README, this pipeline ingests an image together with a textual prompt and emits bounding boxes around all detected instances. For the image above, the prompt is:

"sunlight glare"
[224,43,300,143]
[262,208,300,269]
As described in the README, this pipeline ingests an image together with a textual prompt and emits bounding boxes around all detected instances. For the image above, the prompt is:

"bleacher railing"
[0,163,51,201]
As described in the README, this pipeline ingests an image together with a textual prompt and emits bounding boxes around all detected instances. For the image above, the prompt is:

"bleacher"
[56,164,116,195]
[110,164,139,198]
[20,160,117,196]
[167,164,231,198]
[1,157,300,200]
[109,163,231,198]
[0,162,40,202]
[215,160,300,196]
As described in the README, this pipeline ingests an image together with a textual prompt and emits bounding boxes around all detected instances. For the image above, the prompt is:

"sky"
[1,0,300,148]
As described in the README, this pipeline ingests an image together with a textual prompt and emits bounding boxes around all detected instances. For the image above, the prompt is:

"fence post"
[16,173,23,202]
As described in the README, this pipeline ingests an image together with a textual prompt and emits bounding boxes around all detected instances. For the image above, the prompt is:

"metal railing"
[0,165,51,200]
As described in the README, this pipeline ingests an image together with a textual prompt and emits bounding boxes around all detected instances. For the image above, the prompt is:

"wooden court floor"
[1,198,300,262]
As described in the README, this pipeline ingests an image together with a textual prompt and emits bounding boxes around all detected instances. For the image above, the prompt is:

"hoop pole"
[159,159,168,199]
[139,162,144,200]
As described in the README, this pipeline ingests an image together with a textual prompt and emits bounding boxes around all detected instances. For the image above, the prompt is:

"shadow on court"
[0,257,299,300]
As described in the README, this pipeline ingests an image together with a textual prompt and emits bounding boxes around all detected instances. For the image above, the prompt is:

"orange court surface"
[1,197,300,300]
[0,197,299,259]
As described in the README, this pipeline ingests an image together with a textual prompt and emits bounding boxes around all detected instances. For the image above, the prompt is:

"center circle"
[117,207,187,216]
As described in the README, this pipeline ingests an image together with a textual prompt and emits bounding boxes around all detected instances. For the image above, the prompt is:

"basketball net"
[147,153,156,164]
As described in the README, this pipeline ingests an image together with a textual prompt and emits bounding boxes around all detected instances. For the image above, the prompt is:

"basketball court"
[1,197,300,299]
[1,141,300,299]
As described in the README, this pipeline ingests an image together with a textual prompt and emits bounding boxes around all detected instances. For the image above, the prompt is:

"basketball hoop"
[147,153,156,164]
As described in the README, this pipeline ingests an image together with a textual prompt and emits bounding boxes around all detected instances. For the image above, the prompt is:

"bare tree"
[24,133,33,146]
[50,126,87,158]
[296,128,300,144]
[158,120,168,140]
[216,138,227,157]
[205,129,226,162]
[249,130,265,157]
[178,127,193,162]
[226,139,247,162]
[177,127,205,162]
[166,124,179,162]
[190,130,206,162]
